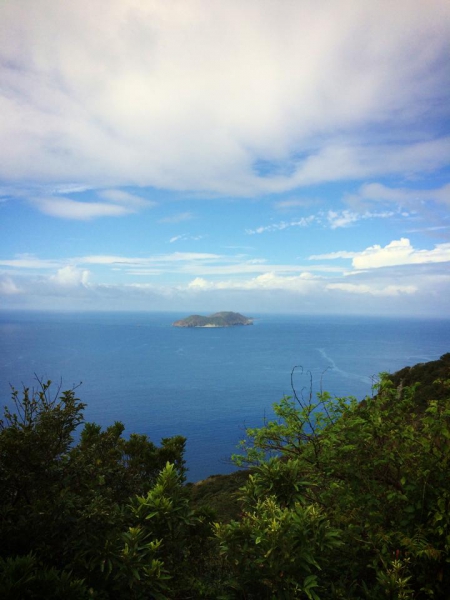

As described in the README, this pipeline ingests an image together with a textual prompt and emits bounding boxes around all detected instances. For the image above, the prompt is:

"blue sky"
[1,0,449,316]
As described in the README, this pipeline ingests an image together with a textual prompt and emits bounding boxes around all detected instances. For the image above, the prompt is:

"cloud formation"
[0,276,21,295]
[310,238,450,269]
[50,266,90,287]
[346,182,450,211]
[31,197,134,220]
[169,234,204,244]
[326,209,395,230]
[28,186,154,219]
[246,208,396,234]
[1,0,449,197]
[98,189,154,208]
[246,216,316,235]
[326,283,417,297]
[188,271,320,293]
[1,240,449,315]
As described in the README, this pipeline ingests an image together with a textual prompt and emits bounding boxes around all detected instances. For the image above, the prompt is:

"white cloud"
[78,255,141,266]
[0,275,22,294]
[1,254,449,315]
[67,250,343,280]
[50,266,90,287]
[169,234,204,243]
[187,277,211,290]
[247,208,395,234]
[1,1,449,195]
[273,138,450,193]
[326,283,417,296]
[98,189,156,208]
[309,250,357,261]
[29,188,157,220]
[187,271,320,293]
[78,252,223,269]
[326,209,395,229]
[0,255,62,269]
[346,182,450,210]
[31,197,134,220]
[352,238,416,269]
[246,216,316,234]
[352,239,450,269]
[310,238,450,269]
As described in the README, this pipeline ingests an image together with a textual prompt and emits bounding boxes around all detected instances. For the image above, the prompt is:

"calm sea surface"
[1,311,449,481]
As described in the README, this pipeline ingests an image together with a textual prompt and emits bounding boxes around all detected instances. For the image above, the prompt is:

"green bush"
[1,355,449,598]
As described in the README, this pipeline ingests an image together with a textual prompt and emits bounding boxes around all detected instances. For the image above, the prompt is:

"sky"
[1,0,450,316]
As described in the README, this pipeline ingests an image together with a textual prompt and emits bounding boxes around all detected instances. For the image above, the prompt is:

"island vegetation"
[172,311,253,328]
[1,353,450,599]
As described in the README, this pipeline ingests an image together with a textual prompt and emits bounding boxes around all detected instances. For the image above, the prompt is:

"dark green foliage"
[232,357,450,598]
[189,470,250,522]
[0,381,85,508]
[0,554,91,600]
[1,354,450,599]
[131,463,217,598]
[216,498,341,599]
[0,379,188,598]
[387,352,450,405]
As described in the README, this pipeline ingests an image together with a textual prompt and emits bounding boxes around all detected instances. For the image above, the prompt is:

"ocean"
[1,311,449,481]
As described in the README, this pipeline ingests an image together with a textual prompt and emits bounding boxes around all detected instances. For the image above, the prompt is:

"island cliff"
[172,311,253,328]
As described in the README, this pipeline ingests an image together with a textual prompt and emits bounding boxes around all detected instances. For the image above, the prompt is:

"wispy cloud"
[1,1,448,196]
[326,283,417,296]
[346,182,450,210]
[0,255,63,269]
[1,1,449,317]
[246,208,395,234]
[0,276,22,295]
[187,272,321,293]
[31,197,134,220]
[0,251,344,283]
[159,212,194,224]
[169,234,204,243]
[79,252,222,268]
[309,250,357,261]
[246,216,316,234]
[1,245,449,316]
[30,187,157,220]
[98,189,156,208]
[326,209,395,229]
[272,138,450,193]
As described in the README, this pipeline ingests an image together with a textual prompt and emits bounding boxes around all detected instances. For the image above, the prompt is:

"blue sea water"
[0,311,449,481]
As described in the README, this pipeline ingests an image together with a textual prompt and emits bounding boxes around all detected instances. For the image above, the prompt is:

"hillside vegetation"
[1,354,449,599]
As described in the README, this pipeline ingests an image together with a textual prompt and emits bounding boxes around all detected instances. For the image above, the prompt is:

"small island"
[172,311,253,328]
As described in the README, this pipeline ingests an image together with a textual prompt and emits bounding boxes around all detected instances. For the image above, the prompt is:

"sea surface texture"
[1,311,449,481]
